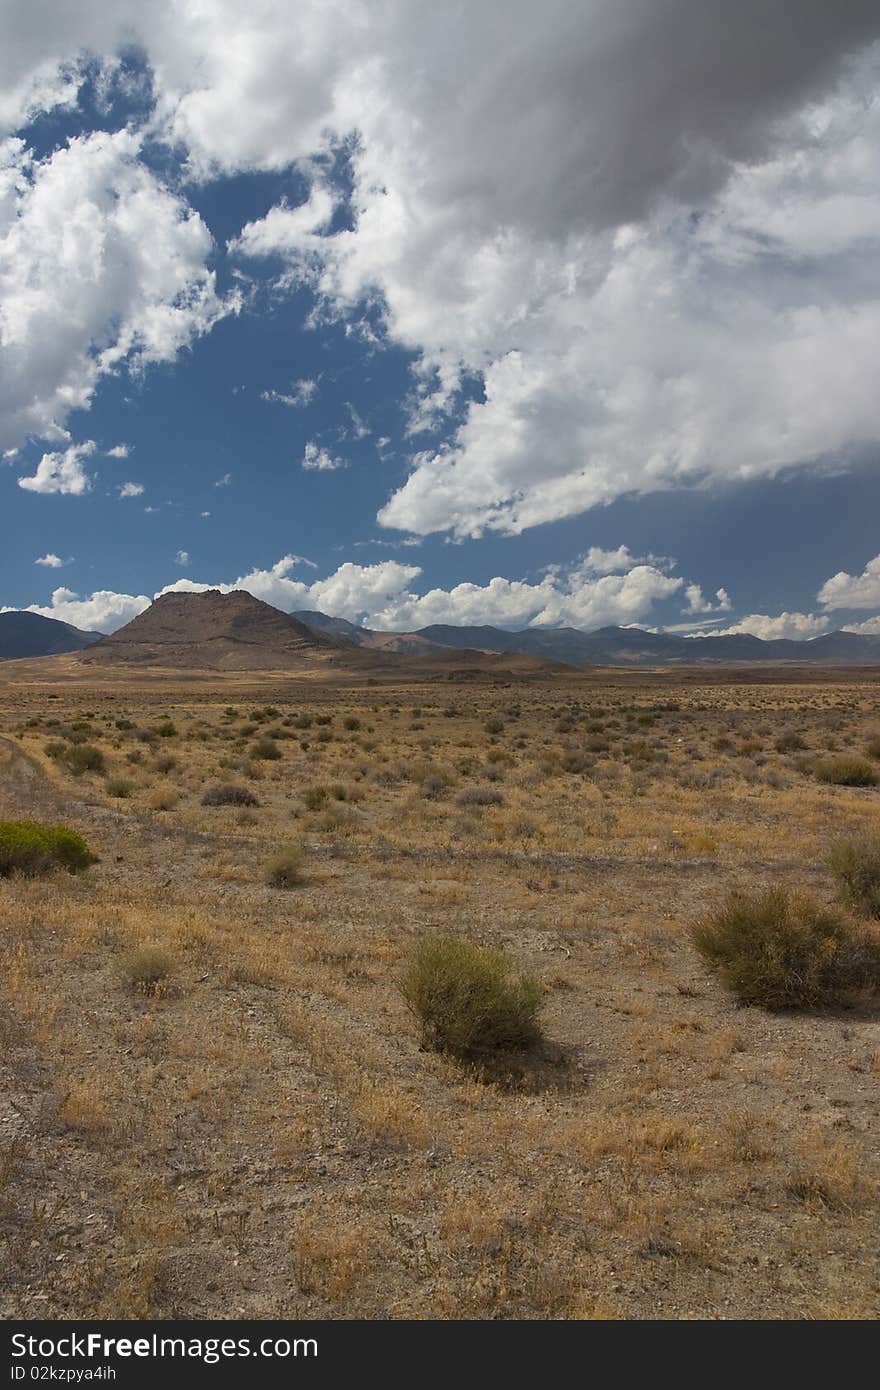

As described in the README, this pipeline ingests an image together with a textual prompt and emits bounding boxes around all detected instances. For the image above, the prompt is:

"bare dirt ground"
[0,662,878,1319]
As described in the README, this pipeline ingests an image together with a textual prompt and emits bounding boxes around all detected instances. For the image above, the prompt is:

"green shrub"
[155,720,177,738]
[64,744,105,776]
[828,836,880,919]
[105,777,133,799]
[400,935,543,1060]
[201,783,259,807]
[485,718,504,735]
[815,756,878,787]
[692,887,880,1009]
[266,843,305,889]
[0,820,97,877]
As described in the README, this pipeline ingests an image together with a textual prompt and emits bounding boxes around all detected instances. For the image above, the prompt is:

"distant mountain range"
[296,611,880,667]
[0,610,101,659]
[3,595,880,668]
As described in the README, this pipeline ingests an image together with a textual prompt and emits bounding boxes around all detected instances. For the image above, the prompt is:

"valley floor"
[0,666,878,1319]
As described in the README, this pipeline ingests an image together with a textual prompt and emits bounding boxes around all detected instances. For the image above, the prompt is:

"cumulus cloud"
[843,615,880,635]
[34,553,64,567]
[683,584,732,615]
[7,586,150,633]
[175,549,190,567]
[301,441,344,471]
[818,553,880,610]
[119,481,144,498]
[106,443,130,459]
[708,611,831,640]
[4,1,880,537]
[38,548,681,633]
[18,440,96,495]
[1,128,234,452]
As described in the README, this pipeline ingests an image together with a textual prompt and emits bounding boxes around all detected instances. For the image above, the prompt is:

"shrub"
[485,718,504,735]
[304,785,328,811]
[105,777,133,799]
[121,944,174,994]
[266,843,305,889]
[343,716,361,731]
[155,720,177,738]
[828,836,880,919]
[0,820,97,877]
[866,735,880,760]
[815,756,878,787]
[154,754,177,774]
[64,744,105,776]
[455,786,504,808]
[775,731,806,753]
[692,887,880,1009]
[251,737,281,761]
[400,935,543,1060]
[201,783,260,807]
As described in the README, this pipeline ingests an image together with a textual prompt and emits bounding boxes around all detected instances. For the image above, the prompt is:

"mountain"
[82,589,346,669]
[294,610,445,657]
[414,622,880,666]
[0,610,102,659]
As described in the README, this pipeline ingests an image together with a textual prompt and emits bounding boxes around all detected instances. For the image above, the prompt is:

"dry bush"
[0,819,97,877]
[105,776,133,798]
[400,934,543,1060]
[455,786,504,808]
[121,944,175,995]
[265,843,305,889]
[814,756,878,787]
[201,783,259,807]
[829,835,880,918]
[692,887,880,1009]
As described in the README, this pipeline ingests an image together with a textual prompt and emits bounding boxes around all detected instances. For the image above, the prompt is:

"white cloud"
[843,615,880,634]
[106,443,130,459]
[155,549,683,632]
[261,378,317,408]
[6,585,150,633]
[302,441,344,471]
[18,440,96,495]
[214,472,232,487]
[1,129,234,452]
[9,547,717,635]
[3,2,880,530]
[34,552,64,567]
[175,549,190,567]
[683,584,732,615]
[119,481,144,498]
[708,611,831,640]
[818,553,880,610]
[200,509,211,517]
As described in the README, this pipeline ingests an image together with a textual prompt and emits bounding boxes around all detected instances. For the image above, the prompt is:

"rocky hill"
[82,590,344,669]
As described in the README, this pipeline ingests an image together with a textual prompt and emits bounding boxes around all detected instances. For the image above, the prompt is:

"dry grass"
[0,664,879,1319]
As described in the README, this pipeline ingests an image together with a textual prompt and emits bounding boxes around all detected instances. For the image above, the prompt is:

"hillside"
[82,590,345,670]
[0,610,101,659]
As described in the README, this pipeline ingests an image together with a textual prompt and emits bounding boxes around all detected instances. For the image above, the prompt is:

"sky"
[2,2,880,639]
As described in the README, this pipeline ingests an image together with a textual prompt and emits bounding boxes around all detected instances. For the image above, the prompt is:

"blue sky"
[2,5,880,638]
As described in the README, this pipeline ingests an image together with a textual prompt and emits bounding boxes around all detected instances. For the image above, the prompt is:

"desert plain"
[1,657,878,1320]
